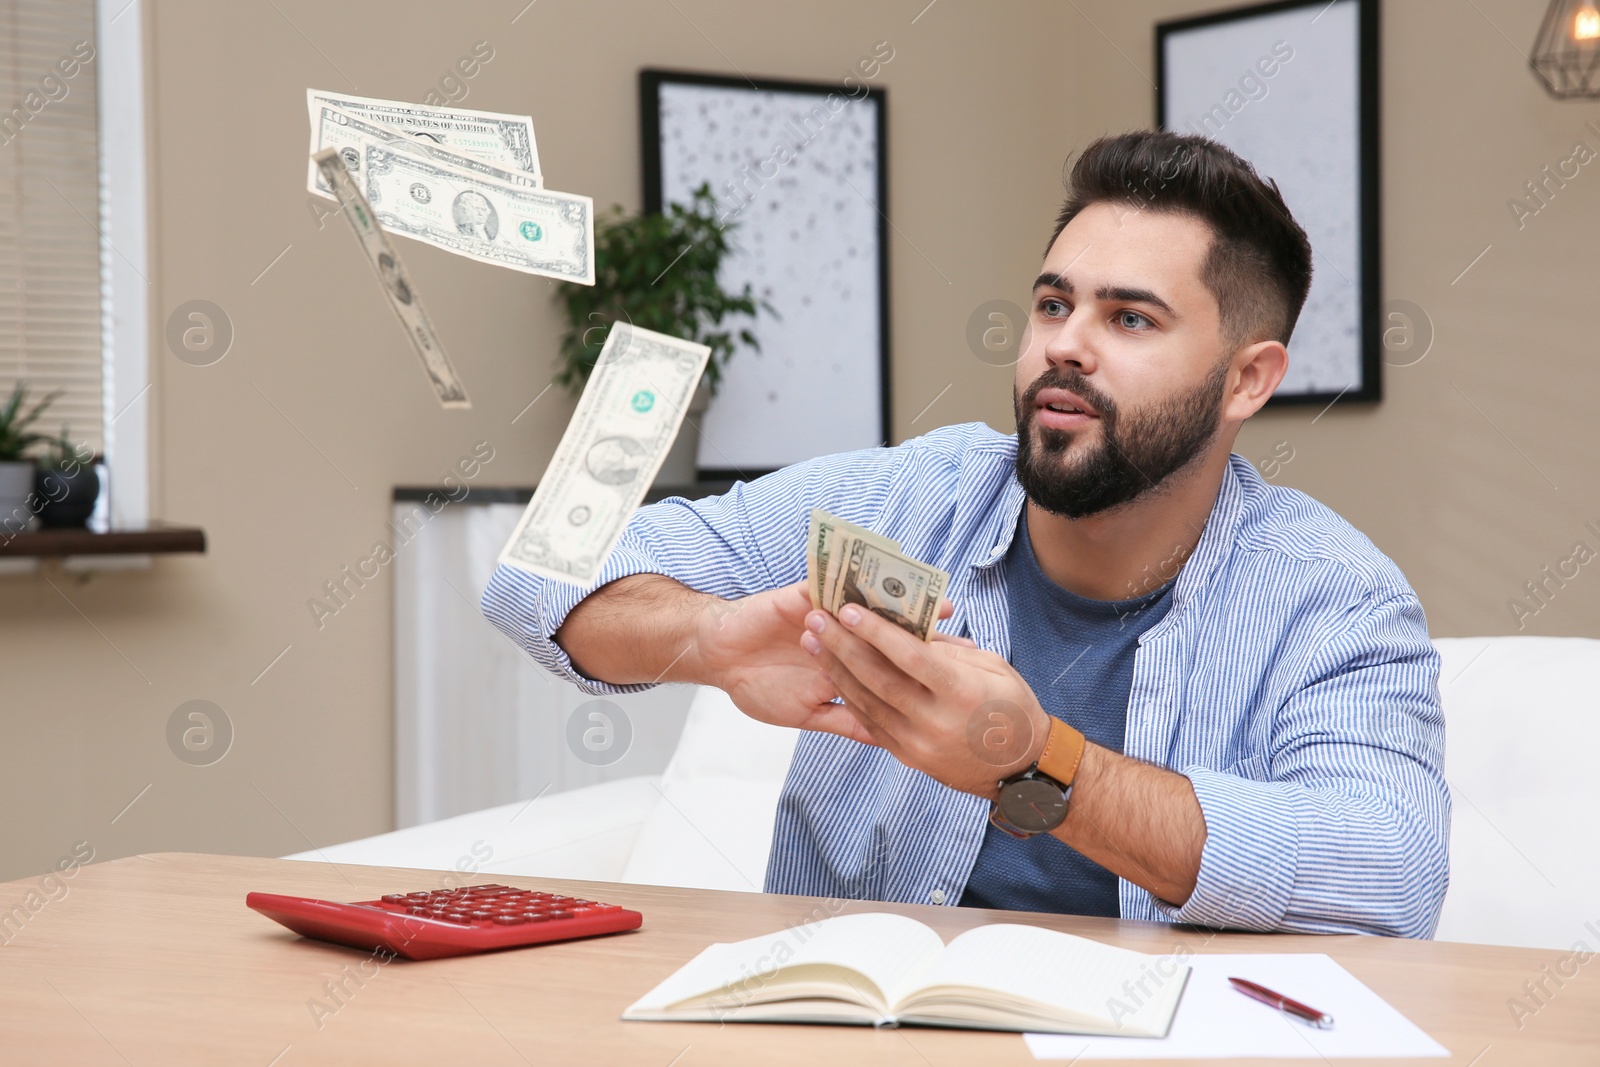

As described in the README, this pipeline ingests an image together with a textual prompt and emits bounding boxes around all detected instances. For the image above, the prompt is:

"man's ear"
[1223,339,1288,421]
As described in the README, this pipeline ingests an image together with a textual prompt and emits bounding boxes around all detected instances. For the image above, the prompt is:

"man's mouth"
[1033,387,1100,429]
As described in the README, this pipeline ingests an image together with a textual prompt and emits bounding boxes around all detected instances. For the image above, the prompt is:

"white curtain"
[394,501,695,828]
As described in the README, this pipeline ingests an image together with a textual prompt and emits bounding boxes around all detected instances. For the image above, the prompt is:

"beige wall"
[1067,0,1600,649]
[0,0,1068,881]
[2,0,1595,882]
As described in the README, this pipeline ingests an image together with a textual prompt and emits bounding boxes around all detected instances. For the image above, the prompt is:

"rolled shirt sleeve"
[1151,592,1452,938]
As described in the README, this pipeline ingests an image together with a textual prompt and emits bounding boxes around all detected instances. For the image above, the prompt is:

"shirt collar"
[968,450,1251,627]
[972,476,1028,570]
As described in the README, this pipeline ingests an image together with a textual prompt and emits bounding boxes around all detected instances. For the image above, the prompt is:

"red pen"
[1228,977,1335,1029]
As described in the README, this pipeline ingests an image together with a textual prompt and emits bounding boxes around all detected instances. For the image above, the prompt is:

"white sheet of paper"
[1024,954,1450,1060]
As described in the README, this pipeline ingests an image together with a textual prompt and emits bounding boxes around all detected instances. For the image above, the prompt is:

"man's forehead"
[1042,202,1212,288]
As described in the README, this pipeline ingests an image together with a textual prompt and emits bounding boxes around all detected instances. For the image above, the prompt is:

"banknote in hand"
[806,508,949,642]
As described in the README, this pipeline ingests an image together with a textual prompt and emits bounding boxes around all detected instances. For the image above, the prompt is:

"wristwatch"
[989,717,1086,839]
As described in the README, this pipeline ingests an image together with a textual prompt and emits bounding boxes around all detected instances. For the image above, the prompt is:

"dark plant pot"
[34,465,100,528]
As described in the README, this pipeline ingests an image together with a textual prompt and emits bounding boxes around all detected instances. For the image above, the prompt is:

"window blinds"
[0,0,104,457]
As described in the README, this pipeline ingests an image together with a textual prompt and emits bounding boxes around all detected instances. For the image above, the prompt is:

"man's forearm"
[554,573,714,686]
[1049,744,1207,907]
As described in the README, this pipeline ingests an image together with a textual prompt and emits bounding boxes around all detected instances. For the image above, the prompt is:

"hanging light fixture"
[1532,0,1600,98]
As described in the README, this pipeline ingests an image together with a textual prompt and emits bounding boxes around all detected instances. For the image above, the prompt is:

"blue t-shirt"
[958,509,1175,916]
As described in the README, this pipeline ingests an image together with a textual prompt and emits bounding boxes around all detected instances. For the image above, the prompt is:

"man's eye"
[1118,310,1152,329]
[1038,298,1067,317]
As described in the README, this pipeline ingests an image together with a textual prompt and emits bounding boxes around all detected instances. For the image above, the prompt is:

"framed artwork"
[1157,0,1381,406]
[640,69,890,476]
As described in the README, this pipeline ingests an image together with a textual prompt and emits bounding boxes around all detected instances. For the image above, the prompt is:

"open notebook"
[623,912,1189,1037]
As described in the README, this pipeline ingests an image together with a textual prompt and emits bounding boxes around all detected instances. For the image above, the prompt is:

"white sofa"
[292,636,1600,951]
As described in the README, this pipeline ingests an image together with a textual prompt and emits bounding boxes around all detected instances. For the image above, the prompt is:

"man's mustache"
[1017,368,1116,422]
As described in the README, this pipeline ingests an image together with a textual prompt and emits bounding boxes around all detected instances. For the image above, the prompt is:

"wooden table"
[1,853,1593,1064]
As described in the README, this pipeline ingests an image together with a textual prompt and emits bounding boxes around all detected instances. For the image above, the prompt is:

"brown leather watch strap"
[1034,716,1087,790]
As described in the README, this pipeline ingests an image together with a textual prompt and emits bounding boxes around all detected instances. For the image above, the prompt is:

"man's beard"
[1013,359,1229,519]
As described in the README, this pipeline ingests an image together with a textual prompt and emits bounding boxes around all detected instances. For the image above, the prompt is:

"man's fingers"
[932,632,979,648]
[802,629,910,736]
[819,603,951,693]
[771,579,816,623]
[805,699,880,747]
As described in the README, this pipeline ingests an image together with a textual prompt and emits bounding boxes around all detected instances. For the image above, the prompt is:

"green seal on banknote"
[520,220,544,242]
[630,390,655,413]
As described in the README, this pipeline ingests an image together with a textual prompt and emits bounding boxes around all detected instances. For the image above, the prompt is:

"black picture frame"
[1156,0,1382,407]
[640,68,891,478]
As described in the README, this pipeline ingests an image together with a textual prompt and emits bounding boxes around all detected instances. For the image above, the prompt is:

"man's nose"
[1042,315,1096,375]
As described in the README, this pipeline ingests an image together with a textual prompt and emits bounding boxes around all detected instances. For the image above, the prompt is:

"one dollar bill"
[807,508,949,642]
[313,148,471,408]
[307,101,542,201]
[497,324,711,585]
[305,89,540,197]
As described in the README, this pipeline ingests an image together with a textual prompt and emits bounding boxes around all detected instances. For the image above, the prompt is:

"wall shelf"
[391,481,739,507]
[0,524,206,558]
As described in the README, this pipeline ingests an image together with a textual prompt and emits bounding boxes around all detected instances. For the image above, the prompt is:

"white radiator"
[392,499,695,828]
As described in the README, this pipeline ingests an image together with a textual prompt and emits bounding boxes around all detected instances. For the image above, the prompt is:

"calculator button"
[547,910,572,920]
[522,913,551,923]
[380,894,406,903]
[491,914,526,925]
[469,911,494,920]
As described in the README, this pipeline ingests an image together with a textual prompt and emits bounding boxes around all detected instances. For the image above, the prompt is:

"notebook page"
[901,923,1186,1033]
[625,912,945,1014]
[759,912,946,1003]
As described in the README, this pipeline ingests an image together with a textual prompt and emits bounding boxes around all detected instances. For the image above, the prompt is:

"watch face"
[997,776,1068,833]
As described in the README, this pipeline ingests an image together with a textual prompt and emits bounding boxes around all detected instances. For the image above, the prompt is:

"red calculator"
[246,883,643,960]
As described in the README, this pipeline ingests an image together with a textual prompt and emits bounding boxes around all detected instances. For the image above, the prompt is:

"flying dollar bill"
[305,89,539,198]
[806,508,949,641]
[355,140,594,284]
[312,148,471,408]
[307,101,543,201]
[497,324,711,585]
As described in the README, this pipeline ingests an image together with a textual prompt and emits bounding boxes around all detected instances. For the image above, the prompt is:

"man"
[482,131,1450,937]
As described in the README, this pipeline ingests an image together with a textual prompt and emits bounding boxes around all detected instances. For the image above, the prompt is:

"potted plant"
[0,383,60,534]
[554,182,773,486]
[33,427,99,528]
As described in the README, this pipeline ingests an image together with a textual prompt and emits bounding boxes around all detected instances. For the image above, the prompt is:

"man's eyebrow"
[1031,273,1179,319]
[1097,285,1178,319]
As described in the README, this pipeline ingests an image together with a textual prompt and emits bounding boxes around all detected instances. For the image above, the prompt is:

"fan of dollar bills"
[807,509,951,642]
[304,89,597,409]
[302,91,723,591]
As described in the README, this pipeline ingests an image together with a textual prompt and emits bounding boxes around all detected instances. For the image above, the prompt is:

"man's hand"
[691,581,958,745]
[557,573,954,745]
[799,602,1052,798]
[800,599,1207,905]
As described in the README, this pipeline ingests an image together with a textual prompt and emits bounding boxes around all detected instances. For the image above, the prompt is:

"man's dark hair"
[1047,131,1313,350]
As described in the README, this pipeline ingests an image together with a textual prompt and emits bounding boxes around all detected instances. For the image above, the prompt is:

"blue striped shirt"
[482,422,1451,937]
